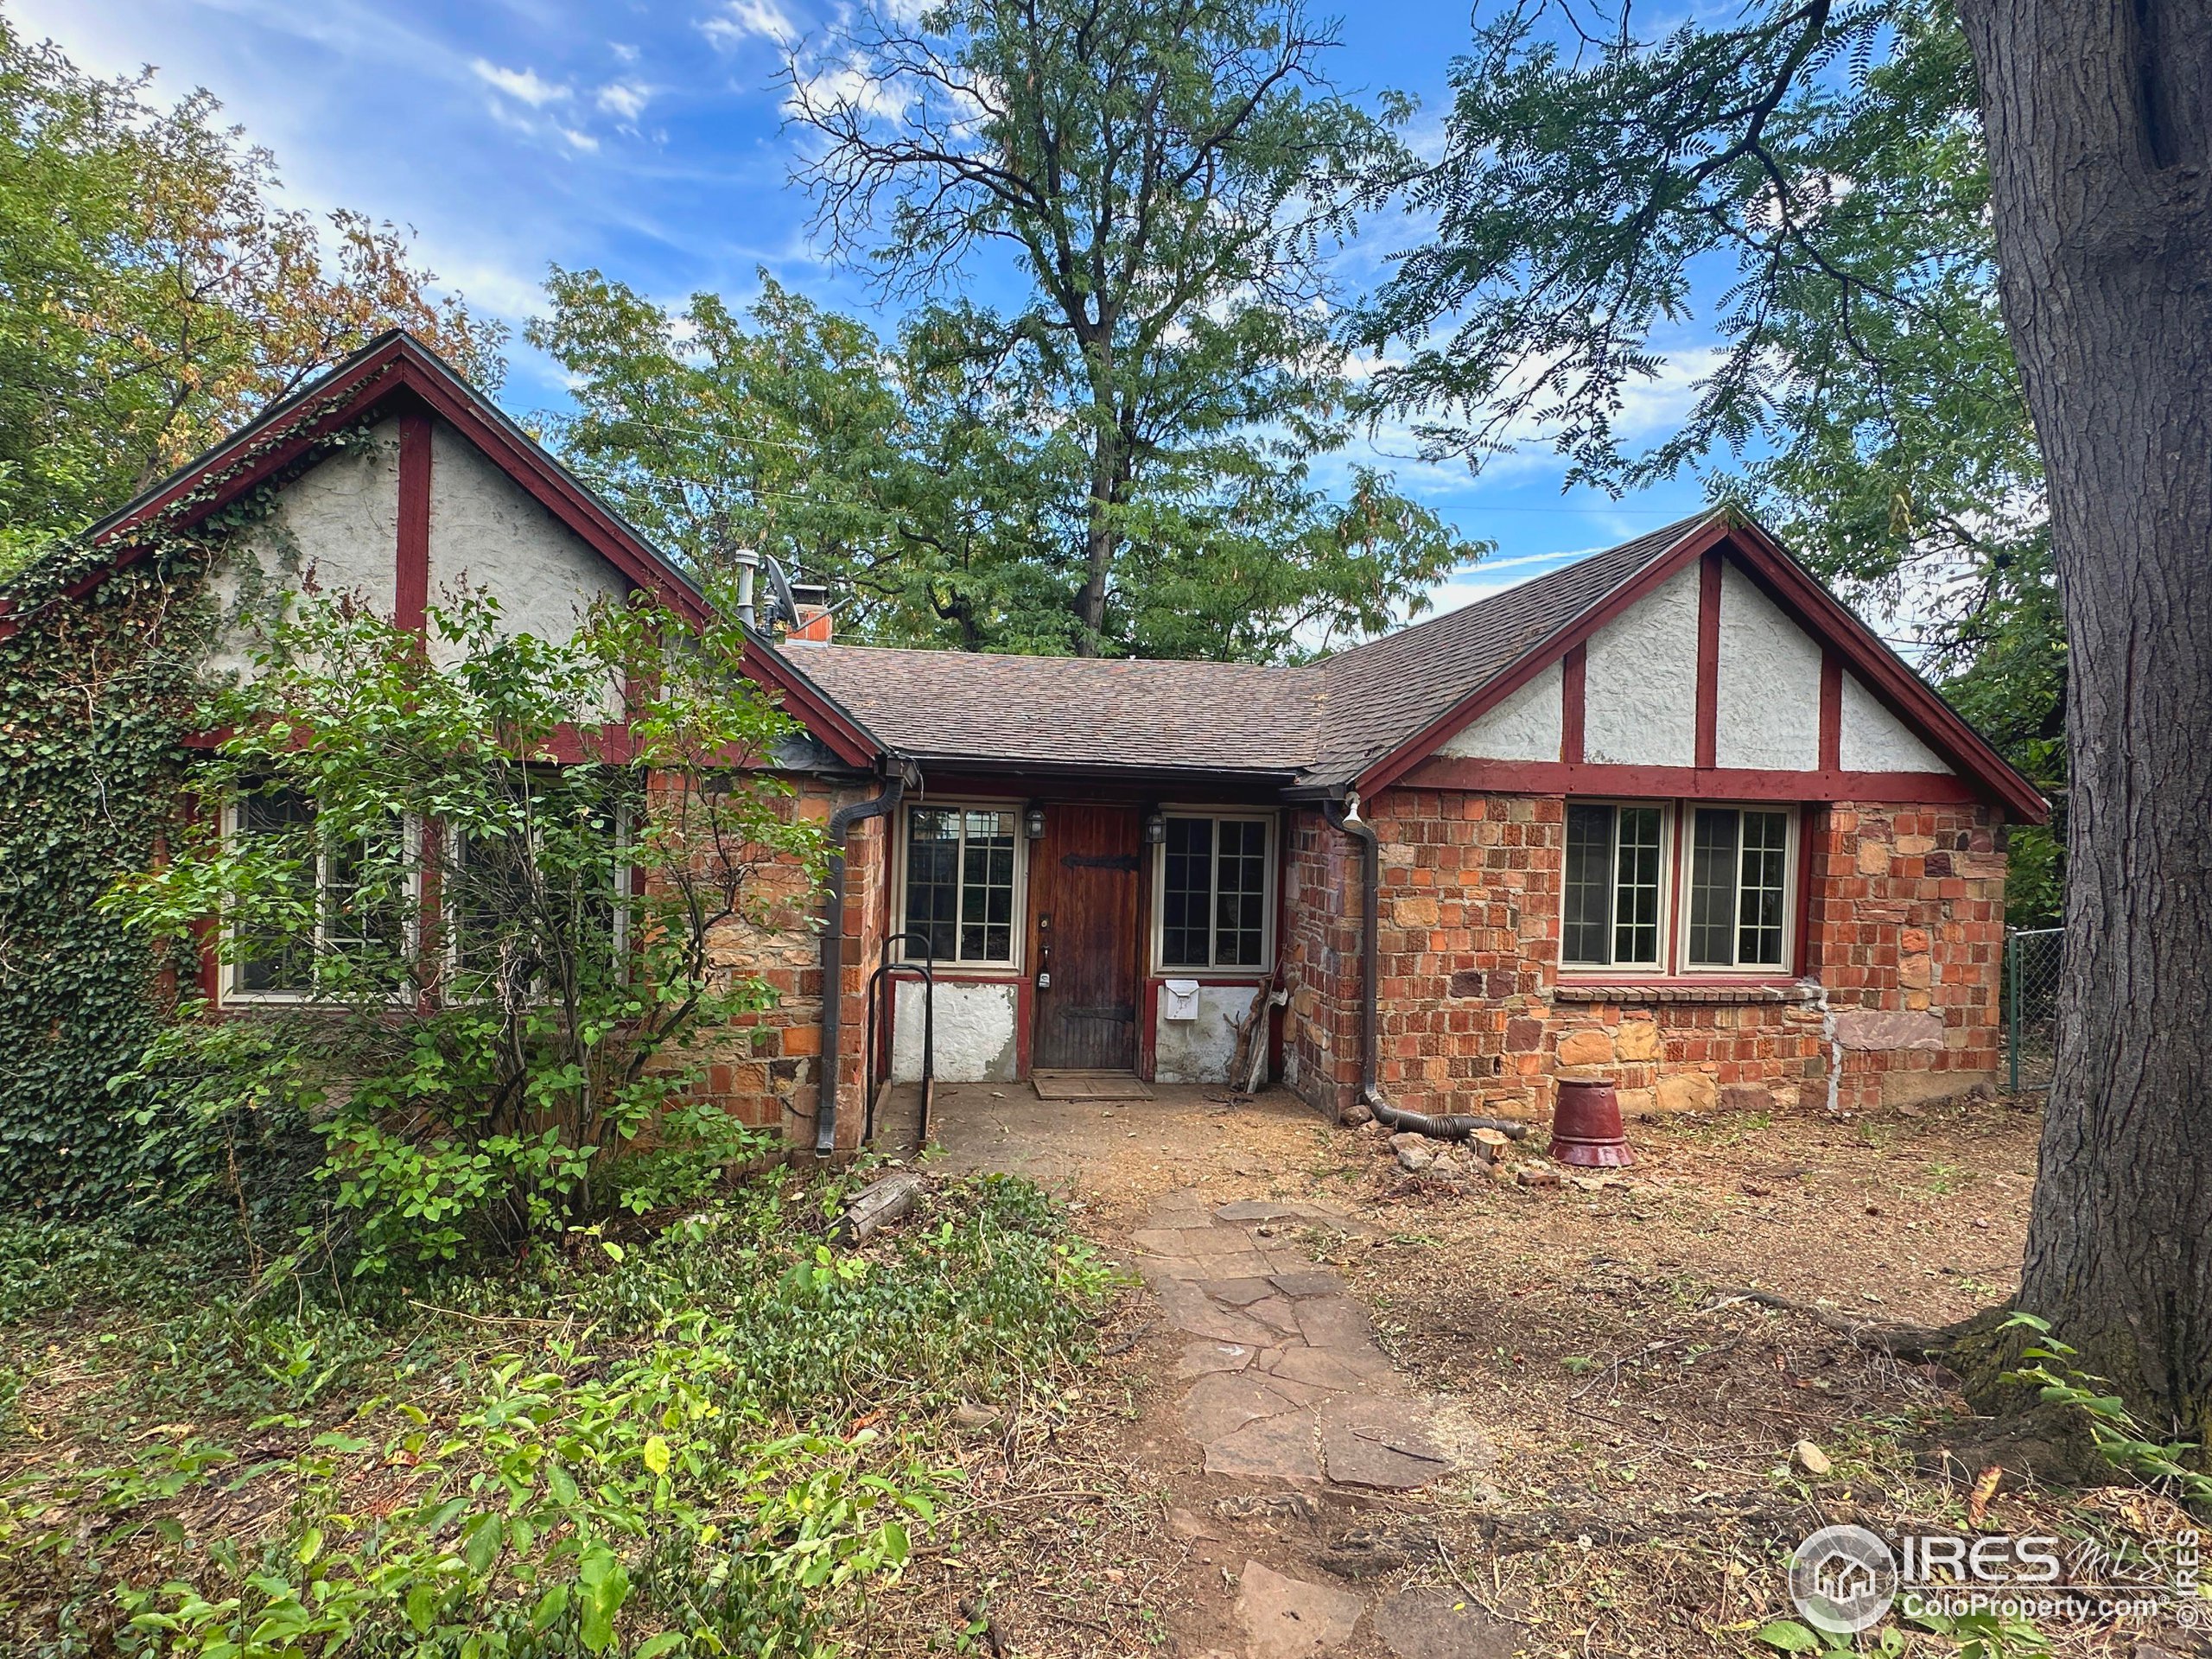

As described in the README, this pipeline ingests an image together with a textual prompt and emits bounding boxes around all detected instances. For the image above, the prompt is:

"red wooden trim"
[2,334,721,643]
[394,414,433,633]
[1397,754,1986,804]
[391,356,711,628]
[1357,515,1733,795]
[1560,642,1586,765]
[1792,802,1821,978]
[1357,516,2047,823]
[1716,518,2048,822]
[1694,550,1722,770]
[1818,651,1843,772]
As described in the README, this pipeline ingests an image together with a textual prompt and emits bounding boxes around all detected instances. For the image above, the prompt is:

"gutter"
[815,763,912,1155]
[1322,794,1528,1143]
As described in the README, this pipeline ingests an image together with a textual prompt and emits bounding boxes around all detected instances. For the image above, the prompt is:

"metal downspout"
[816,768,906,1155]
[1323,794,1529,1144]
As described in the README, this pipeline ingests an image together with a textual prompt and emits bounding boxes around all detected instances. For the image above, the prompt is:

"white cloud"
[702,0,800,49]
[471,60,573,106]
[558,126,601,153]
[595,79,652,121]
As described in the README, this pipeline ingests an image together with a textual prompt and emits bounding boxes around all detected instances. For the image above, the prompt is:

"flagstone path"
[1132,1190,1516,1659]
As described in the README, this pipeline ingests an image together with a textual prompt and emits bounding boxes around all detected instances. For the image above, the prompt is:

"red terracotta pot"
[1551,1076,1635,1167]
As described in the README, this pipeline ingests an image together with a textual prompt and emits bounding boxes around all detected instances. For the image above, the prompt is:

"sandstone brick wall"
[685,775,887,1149]
[1281,808,1361,1116]
[1281,789,2008,1125]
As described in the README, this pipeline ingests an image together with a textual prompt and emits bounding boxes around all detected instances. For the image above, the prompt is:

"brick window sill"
[1552,980,1817,1007]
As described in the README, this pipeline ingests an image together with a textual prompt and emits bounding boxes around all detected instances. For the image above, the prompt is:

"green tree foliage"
[103,590,821,1273]
[0,16,503,565]
[775,0,1480,658]
[1357,0,2061,912]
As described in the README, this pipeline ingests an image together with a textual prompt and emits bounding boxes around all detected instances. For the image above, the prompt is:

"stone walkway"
[1132,1191,1514,1659]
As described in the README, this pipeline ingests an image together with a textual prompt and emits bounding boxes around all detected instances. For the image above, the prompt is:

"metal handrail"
[863,929,938,1144]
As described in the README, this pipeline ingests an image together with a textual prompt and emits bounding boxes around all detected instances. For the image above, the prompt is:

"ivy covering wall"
[0,539,212,1208]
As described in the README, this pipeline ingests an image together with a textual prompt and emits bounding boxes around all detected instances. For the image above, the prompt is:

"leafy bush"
[104,589,822,1274]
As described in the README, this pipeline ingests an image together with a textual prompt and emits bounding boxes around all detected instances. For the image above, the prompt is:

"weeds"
[0,1170,1118,1656]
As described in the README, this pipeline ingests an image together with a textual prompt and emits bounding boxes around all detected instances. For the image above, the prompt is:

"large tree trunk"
[1955,1,2212,1444]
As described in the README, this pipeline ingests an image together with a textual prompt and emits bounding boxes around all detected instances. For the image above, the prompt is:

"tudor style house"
[7,334,2044,1155]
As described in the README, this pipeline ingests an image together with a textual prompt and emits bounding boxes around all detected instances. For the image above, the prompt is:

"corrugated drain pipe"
[816,766,908,1155]
[1323,794,1528,1142]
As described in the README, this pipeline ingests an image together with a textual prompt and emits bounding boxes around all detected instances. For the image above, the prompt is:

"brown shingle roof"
[763,513,1716,784]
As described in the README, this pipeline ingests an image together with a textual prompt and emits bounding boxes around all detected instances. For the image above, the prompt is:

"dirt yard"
[886,1083,2205,1659]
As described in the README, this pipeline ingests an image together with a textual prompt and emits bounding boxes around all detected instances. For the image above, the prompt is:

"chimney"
[787,581,833,644]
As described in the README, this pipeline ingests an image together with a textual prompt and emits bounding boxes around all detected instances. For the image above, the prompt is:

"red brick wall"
[1280,788,2008,1124]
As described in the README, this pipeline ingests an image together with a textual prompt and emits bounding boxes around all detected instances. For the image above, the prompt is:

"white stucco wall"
[892,978,1021,1083]
[206,433,402,678]
[1714,563,1822,770]
[1839,672,1950,772]
[1437,658,1562,762]
[1154,982,1268,1085]
[1584,562,1700,766]
[426,422,630,658]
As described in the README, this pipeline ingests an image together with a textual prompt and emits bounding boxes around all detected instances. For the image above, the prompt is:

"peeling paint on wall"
[1715,564,1822,769]
[1439,658,1562,761]
[1839,673,1949,772]
[1154,982,1266,1084]
[1584,563,1699,765]
[893,979,1020,1083]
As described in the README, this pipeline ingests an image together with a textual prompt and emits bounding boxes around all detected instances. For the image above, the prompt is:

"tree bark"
[1955,0,2212,1444]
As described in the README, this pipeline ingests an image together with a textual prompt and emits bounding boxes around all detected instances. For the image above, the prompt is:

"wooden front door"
[1033,804,1142,1071]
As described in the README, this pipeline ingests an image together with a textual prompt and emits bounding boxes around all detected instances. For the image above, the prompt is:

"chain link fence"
[2004,925,2065,1096]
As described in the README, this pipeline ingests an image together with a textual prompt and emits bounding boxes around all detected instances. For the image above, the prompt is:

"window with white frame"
[1560,802,1666,969]
[226,789,410,1000]
[901,806,1019,966]
[1157,813,1272,970]
[1685,805,1793,969]
[1558,800,1796,975]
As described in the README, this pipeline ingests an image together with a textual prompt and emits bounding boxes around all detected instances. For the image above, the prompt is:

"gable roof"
[0,330,709,639]
[751,511,2049,821]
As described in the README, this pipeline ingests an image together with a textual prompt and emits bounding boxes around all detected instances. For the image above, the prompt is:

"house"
[5,334,2044,1158]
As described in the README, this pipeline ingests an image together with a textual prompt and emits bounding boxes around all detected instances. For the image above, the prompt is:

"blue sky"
[22,0,1719,619]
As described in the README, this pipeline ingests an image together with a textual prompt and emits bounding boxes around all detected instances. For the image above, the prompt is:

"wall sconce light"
[1143,810,1166,845]
[1023,804,1047,840]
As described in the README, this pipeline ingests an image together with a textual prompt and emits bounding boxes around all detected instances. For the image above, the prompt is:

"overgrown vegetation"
[99,588,819,1274]
[0,1170,1118,1656]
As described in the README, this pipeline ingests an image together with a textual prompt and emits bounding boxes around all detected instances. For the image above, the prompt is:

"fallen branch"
[834,1171,927,1244]
[1699,1287,1957,1360]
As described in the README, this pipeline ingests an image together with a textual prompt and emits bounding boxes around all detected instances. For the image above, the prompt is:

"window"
[447,805,634,995]
[1558,800,1797,976]
[1687,806,1792,969]
[902,807,1018,965]
[1158,814,1272,970]
[1561,803,1665,969]
[227,789,410,1000]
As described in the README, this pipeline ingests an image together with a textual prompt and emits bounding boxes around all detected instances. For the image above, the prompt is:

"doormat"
[1032,1070,1155,1102]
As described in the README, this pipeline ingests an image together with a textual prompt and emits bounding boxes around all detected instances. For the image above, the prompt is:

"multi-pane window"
[1561,804,1664,968]
[903,808,1018,965]
[228,789,408,998]
[1560,801,1796,974]
[1160,816,1270,970]
[1687,807,1792,969]
[447,810,632,995]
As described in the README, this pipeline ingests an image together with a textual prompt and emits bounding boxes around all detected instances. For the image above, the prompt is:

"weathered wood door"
[1033,804,1141,1071]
